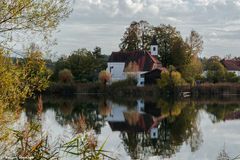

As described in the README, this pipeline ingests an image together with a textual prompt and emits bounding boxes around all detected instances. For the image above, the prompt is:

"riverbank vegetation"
[46,20,239,97]
[0,1,112,159]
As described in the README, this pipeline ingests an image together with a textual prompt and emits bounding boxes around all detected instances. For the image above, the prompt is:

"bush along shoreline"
[44,79,240,99]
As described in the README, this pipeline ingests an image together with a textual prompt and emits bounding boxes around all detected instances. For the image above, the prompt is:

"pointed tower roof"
[151,35,158,45]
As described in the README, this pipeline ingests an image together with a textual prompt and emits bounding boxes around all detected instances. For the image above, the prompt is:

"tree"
[119,21,205,84]
[0,46,51,108]
[58,69,74,84]
[225,72,239,83]
[186,30,203,56]
[153,24,182,67]
[119,20,152,51]
[0,0,71,108]
[181,56,203,84]
[157,70,186,89]
[206,58,226,83]
[98,70,111,86]
[0,0,71,46]
[53,47,107,82]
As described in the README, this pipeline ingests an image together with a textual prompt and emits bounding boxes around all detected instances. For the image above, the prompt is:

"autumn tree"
[0,0,71,47]
[0,46,52,108]
[180,30,204,84]
[157,70,186,89]
[186,30,203,57]
[58,69,74,84]
[98,70,111,86]
[0,0,71,107]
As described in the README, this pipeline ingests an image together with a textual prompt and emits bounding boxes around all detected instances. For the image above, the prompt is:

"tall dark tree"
[154,24,189,68]
[119,20,152,51]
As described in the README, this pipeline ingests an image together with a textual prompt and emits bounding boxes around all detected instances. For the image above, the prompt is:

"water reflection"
[22,96,240,159]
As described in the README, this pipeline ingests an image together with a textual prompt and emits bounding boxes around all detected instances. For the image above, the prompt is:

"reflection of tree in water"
[24,97,107,135]
[205,103,240,123]
[120,99,202,159]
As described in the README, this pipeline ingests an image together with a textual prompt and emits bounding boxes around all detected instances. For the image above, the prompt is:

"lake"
[16,96,240,159]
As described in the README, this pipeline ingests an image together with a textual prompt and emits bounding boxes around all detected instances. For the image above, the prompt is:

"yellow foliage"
[98,70,111,85]
[157,70,186,88]
[0,48,51,108]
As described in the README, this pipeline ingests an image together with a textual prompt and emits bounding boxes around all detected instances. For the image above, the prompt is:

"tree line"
[52,20,239,87]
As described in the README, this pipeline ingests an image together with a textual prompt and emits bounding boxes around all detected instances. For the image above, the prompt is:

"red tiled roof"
[108,50,162,72]
[221,60,240,71]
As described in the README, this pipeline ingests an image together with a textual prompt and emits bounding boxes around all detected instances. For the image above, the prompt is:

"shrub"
[157,71,186,89]
[110,77,137,88]
[225,72,239,83]
[98,70,111,85]
[58,69,74,84]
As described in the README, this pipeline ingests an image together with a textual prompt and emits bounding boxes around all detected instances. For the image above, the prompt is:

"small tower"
[150,35,158,56]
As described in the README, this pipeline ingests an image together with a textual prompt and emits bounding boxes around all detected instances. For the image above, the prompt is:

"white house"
[221,59,240,77]
[106,36,163,86]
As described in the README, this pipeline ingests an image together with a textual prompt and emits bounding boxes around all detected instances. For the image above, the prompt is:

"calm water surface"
[21,96,240,160]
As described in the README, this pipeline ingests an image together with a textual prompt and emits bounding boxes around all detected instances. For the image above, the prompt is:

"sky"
[53,0,240,58]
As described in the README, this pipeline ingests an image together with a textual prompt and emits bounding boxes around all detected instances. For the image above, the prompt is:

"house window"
[153,47,156,51]
[140,81,144,85]
[110,66,114,73]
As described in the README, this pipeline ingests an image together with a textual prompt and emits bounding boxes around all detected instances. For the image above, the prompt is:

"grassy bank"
[191,83,240,97]
[45,80,240,98]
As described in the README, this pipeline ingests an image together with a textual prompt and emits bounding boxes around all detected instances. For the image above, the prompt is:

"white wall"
[107,62,126,82]
[107,63,147,86]
[106,102,128,122]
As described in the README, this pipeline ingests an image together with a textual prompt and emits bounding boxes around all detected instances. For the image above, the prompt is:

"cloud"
[52,0,240,58]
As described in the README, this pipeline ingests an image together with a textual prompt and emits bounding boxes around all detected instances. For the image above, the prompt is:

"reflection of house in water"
[106,99,162,139]
[106,101,128,122]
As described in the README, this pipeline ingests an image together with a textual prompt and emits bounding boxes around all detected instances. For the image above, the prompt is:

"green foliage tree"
[225,72,239,83]
[182,57,203,84]
[205,58,227,83]
[154,24,184,67]
[119,20,152,51]
[119,21,201,79]
[54,47,108,82]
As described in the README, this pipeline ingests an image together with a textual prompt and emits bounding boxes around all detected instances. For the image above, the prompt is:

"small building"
[221,59,240,77]
[142,68,165,85]
[106,36,165,86]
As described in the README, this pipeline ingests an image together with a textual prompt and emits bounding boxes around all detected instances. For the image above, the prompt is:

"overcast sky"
[53,0,240,58]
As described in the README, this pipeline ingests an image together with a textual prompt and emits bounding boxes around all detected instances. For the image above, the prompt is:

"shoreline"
[44,82,240,99]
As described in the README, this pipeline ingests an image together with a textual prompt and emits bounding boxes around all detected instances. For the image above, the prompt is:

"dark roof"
[221,60,240,71]
[108,113,154,132]
[108,50,161,72]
